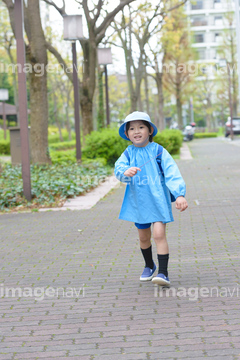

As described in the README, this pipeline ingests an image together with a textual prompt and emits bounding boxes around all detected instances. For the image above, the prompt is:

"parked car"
[225,117,240,137]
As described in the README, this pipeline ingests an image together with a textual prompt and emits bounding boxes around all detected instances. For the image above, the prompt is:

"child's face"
[125,120,153,147]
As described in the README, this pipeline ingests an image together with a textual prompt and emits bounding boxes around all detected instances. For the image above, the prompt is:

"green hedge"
[154,129,183,154]
[50,149,76,164]
[49,140,76,151]
[0,140,10,155]
[50,148,107,166]
[194,133,217,139]
[81,128,183,166]
[82,129,129,166]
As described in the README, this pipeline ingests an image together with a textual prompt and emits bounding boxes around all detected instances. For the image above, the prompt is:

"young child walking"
[114,111,188,286]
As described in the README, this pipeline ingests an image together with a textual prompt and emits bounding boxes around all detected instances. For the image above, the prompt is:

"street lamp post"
[63,15,83,161]
[14,0,31,201]
[0,89,9,140]
[97,48,112,126]
[219,59,234,141]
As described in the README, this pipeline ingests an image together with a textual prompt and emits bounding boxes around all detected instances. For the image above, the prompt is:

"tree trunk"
[97,67,105,130]
[80,39,96,136]
[53,94,63,141]
[6,46,19,125]
[144,68,150,114]
[65,90,72,141]
[176,89,183,129]
[27,0,50,164]
[138,94,143,111]
[155,72,165,131]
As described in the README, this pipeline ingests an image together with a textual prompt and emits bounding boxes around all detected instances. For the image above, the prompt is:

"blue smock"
[114,141,186,224]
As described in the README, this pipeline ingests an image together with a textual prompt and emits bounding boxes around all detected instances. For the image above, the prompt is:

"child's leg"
[138,227,154,269]
[138,227,151,249]
[152,222,169,277]
[152,222,168,254]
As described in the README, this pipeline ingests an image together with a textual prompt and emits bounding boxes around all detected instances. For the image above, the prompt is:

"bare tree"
[161,3,195,129]
[110,2,163,112]
[109,0,187,123]
[44,0,136,136]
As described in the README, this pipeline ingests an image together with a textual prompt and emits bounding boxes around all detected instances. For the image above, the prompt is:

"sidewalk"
[0,138,240,360]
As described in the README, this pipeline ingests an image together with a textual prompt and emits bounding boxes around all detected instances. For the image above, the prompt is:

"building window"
[197,49,206,60]
[191,0,204,10]
[194,33,204,43]
[215,16,223,26]
[215,33,223,43]
[214,0,222,9]
[191,17,208,26]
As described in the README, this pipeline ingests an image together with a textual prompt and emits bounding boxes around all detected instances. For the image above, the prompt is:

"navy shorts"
[135,222,151,229]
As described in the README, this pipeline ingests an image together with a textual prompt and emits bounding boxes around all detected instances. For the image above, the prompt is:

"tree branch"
[2,0,15,36]
[45,41,73,84]
[166,0,188,13]
[92,0,103,27]
[96,0,136,44]
[42,0,66,16]
[81,0,92,24]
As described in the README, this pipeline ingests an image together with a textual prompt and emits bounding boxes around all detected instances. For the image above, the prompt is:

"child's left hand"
[175,196,188,212]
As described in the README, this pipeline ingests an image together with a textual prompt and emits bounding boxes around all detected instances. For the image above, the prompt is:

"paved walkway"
[0,138,240,360]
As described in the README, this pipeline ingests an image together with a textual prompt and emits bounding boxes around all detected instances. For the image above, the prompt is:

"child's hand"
[175,196,188,212]
[124,167,141,177]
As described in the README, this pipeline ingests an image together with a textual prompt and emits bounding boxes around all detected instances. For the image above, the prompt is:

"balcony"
[191,19,208,26]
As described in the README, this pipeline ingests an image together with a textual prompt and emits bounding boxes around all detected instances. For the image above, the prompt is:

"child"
[114,111,188,286]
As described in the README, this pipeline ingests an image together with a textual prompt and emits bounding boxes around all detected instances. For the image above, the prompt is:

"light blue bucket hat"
[119,111,158,141]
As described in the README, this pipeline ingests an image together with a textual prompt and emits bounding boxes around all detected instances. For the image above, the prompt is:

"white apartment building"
[186,0,236,62]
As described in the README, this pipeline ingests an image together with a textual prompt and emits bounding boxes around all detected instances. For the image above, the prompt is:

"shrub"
[82,128,129,166]
[81,128,183,165]
[194,133,217,139]
[154,129,183,154]
[49,140,76,151]
[50,149,76,164]
[0,140,10,155]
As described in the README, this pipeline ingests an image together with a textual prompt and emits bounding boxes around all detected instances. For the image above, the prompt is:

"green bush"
[82,128,129,166]
[49,140,76,151]
[194,133,217,139]
[0,140,10,155]
[154,129,183,154]
[81,128,183,165]
[50,149,76,164]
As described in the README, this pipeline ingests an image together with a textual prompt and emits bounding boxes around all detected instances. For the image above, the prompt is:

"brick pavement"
[0,138,240,360]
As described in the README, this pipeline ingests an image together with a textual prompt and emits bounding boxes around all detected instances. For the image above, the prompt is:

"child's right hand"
[124,167,141,177]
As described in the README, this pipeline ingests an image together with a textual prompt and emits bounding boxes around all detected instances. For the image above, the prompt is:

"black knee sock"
[141,246,154,269]
[157,254,169,277]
